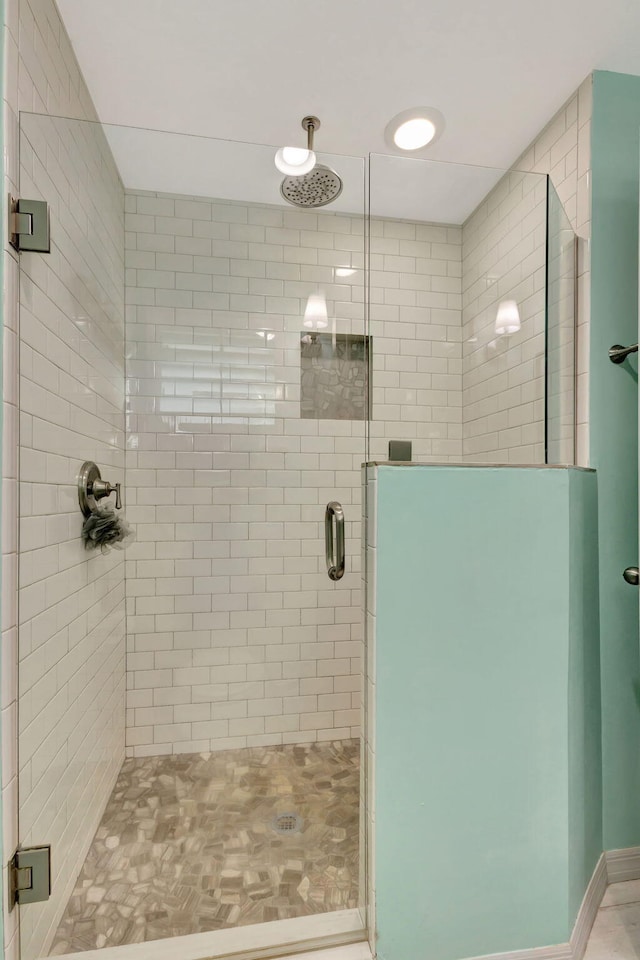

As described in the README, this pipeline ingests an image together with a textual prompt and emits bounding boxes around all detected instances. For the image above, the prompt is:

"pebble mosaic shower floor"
[50,740,360,954]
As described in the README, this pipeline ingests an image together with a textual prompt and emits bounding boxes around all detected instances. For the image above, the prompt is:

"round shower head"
[280,163,343,208]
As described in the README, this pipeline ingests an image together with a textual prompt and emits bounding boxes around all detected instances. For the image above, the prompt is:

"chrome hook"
[609,343,638,364]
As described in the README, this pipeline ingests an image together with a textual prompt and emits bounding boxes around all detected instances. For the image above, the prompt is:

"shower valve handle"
[92,478,122,510]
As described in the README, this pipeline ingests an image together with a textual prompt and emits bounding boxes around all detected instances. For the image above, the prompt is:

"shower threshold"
[48,740,362,958]
[47,910,367,960]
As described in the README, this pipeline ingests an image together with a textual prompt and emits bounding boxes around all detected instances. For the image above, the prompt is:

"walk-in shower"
[13,111,575,960]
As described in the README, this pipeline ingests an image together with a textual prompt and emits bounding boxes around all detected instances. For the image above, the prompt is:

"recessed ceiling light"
[394,118,436,150]
[384,107,445,152]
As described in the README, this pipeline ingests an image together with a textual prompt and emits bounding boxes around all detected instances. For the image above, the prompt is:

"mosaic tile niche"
[300,333,370,421]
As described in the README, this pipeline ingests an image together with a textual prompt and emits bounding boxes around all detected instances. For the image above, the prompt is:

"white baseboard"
[463,945,573,960]
[570,854,608,960]
[605,846,640,883]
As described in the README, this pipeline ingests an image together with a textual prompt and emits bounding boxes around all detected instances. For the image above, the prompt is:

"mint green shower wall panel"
[374,466,600,960]
[567,469,602,922]
[0,6,5,952]
[590,70,640,851]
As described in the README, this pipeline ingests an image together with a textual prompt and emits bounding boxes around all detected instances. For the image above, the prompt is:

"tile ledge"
[365,461,595,472]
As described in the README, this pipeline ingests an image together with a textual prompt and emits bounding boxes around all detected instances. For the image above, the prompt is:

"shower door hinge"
[8,196,51,253]
[8,845,51,911]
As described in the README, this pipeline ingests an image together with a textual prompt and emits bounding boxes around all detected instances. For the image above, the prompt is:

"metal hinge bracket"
[8,196,51,253]
[8,845,51,910]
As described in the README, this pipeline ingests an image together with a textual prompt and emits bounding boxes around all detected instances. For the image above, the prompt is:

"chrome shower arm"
[302,115,319,150]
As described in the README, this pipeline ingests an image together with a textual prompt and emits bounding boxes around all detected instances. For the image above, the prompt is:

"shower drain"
[271,812,304,835]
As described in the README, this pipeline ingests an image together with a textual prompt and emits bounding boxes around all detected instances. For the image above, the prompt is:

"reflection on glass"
[303,290,329,329]
[495,299,521,335]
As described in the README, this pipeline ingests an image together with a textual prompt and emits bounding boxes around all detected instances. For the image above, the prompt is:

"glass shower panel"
[369,154,553,465]
[546,180,577,464]
[17,113,367,960]
[17,112,126,960]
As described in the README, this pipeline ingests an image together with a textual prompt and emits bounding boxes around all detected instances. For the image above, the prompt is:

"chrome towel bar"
[325,501,345,581]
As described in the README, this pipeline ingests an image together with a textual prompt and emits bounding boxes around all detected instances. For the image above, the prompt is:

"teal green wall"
[591,70,640,850]
[374,466,601,960]
[0,5,5,954]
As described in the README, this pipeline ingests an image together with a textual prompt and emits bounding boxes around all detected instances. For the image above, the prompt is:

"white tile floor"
[585,880,640,959]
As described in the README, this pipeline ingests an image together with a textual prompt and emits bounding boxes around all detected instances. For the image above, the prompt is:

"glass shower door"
[16,112,368,960]
[17,111,127,960]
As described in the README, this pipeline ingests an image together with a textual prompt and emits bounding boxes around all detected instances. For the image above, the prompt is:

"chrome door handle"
[623,566,639,585]
[325,501,345,581]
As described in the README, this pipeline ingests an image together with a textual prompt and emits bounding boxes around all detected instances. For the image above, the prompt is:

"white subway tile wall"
[17,113,125,960]
[124,192,463,755]
[367,219,463,463]
[515,76,592,465]
[125,193,368,757]
[2,2,126,955]
[460,78,592,466]
[461,171,548,463]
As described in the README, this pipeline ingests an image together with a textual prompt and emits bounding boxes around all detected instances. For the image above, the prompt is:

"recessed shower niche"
[300,332,370,420]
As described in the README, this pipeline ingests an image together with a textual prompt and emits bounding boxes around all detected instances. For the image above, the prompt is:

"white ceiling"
[102,123,509,223]
[56,0,640,222]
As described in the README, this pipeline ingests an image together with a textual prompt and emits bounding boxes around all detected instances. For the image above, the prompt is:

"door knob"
[623,566,639,585]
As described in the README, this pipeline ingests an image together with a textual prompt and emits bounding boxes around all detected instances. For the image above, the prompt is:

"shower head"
[278,116,343,208]
[280,164,343,208]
